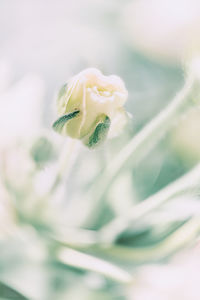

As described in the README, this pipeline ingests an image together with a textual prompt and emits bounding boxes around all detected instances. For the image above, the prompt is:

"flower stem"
[83,74,200,226]
[49,138,80,197]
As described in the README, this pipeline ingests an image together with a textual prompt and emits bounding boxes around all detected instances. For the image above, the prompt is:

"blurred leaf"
[0,281,29,300]
[115,221,184,248]
[30,136,56,166]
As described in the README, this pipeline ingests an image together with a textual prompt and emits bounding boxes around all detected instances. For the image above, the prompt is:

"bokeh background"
[1,0,200,299]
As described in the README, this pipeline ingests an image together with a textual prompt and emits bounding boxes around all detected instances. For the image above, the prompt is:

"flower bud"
[53,68,128,148]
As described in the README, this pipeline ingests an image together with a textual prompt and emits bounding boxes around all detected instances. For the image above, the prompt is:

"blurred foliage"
[30,136,56,167]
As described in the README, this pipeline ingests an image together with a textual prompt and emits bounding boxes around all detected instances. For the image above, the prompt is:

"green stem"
[100,162,200,243]
[83,74,200,226]
[48,138,80,196]
[27,138,80,225]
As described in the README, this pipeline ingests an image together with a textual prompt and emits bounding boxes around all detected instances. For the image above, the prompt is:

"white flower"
[53,68,128,148]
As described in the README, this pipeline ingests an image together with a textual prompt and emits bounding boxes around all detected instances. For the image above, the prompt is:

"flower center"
[87,86,112,98]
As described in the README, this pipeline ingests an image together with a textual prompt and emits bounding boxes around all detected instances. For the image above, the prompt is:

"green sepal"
[52,110,80,134]
[86,115,110,148]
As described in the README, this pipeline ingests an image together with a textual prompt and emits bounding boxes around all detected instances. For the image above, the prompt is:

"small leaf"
[0,281,29,300]
[52,110,80,133]
[86,115,110,148]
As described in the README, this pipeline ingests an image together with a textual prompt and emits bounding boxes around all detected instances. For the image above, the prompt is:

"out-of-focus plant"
[2,56,200,300]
